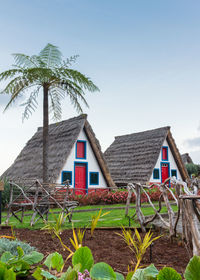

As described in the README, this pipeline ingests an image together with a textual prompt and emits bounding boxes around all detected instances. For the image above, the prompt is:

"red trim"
[75,165,86,195]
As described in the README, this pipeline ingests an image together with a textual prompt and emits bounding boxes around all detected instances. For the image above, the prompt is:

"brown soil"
[0,227,189,277]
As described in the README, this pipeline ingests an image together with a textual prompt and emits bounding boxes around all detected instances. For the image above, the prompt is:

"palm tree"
[0,43,99,183]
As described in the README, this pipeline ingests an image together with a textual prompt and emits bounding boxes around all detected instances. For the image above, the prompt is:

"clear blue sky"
[0,0,200,174]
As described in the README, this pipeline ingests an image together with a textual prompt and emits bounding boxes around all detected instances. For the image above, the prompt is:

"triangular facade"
[104,126,189,185]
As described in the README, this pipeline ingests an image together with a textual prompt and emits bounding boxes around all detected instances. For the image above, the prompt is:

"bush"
[0,238,36,256]
[1,179,10,210]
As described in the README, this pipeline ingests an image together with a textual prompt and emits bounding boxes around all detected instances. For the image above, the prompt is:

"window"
[61,171,72,185]
[153,168,160,179]
[76,141,86,159]
[90,172,99,185]
[162,147,168,161]
[171,169,177,178]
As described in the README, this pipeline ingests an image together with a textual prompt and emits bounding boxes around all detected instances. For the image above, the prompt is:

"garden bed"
[0,227,189,277]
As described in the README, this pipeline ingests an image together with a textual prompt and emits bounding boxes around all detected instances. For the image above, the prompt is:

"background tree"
[186,163,200,177]
[0,43,99,183]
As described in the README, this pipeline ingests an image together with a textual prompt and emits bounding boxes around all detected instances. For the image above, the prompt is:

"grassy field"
[1,203,177,230]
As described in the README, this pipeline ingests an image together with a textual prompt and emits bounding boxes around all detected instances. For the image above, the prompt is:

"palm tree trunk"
[43,84,49,183]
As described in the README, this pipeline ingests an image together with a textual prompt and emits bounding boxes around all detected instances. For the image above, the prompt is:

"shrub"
[0,238,36,256]
[1,179,10,210]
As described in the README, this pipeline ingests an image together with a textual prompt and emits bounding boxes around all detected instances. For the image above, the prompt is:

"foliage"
[32,246,124,280]
[70,227,86,251]
[0,246,43,277]
[0,262,16,280]
[0,238,36,257]
[130,264,158,280]
[0,43,99,121]
[117,228,161,272]
[131,255,200,280]
[184,255,200,280]
[69,188,175,206]
[41,211,69,236]
[54,226,85,260]
[72,246,94,273]
[90,209,110,237]
[186,163,200,177]
[1,179,10,210]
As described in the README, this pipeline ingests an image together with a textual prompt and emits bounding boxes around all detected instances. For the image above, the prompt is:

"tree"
[0,43,99,183]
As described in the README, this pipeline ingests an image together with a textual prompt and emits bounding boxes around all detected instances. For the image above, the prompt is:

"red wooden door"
[75,164,86,195]
[161,163,169,183]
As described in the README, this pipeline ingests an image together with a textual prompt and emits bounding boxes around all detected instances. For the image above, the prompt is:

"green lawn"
[1,203,177,230]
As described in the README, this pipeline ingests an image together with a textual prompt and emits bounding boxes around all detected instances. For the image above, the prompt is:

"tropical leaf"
[184,255,200,280]
[39,43,62,68]
[90,262,116,280]
[157,267,182,280]
[72,246,94,273]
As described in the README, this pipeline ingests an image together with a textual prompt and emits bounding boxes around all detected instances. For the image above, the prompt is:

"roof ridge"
[115,126,170,139]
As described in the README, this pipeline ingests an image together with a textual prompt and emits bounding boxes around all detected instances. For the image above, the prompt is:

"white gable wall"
[56,129,108,189]
[149,139,183,182]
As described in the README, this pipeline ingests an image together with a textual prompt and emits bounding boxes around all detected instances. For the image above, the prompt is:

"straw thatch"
[104,126,189,185]
[2,114,115,187]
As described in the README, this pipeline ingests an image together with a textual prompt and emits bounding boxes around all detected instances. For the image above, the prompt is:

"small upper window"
[62,171,72,185]
[76,141,86,159]
[162,147,168,161]
[90,172,99,185]
[171,169,177,178]
[153,168,160,179]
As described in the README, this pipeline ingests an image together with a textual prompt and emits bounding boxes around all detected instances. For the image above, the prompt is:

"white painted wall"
[56,129,108,189]
[149,138,182,182]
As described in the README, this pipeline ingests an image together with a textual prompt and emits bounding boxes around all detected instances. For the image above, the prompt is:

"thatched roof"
[2,115,115,187]
[181,153,193,165]
[104,126,189,185]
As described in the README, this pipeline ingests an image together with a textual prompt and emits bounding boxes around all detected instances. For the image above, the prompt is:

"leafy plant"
[0,262,16,280]
[130,264,158,280]
[70,227,86,251]
[41,211,69,236]
[0,246,43,277]
[32,246,124,280]
[157,267,182,280]
[0,238,36,257]
[55,226,86,260]
[117,227,161,272]
[184,255,200,280]
[91,209,110,237]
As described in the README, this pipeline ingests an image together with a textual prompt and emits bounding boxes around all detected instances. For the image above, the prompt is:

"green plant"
[32,246,124,280]
[1,179,10,210]
[0,246,43,277]
[91,209,110,237]
[184,255,200,280]
[0,262,16,280]
[70,227,86,251]
[0,238,36,257]
[117,227,160,272]
[41,211,69,236]
[55,226,86,260]
[0,43,99,183]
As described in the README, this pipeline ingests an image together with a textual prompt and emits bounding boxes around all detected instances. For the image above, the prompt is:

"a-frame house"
[104,126,189,186]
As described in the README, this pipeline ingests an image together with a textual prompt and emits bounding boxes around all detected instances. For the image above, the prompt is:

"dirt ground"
[0,227,190,277]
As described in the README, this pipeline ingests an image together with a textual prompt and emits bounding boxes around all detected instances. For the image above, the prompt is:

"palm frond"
[58,80,89,113]
[60,68,99,92]
[12,53,40,68]
[0,69,23,83]
[39,43,62,68]
[21,86,40,121]
[49,87,65,121]
[61,55,79,67]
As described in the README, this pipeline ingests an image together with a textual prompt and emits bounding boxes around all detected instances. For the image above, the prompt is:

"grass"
[2,203,177,230]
